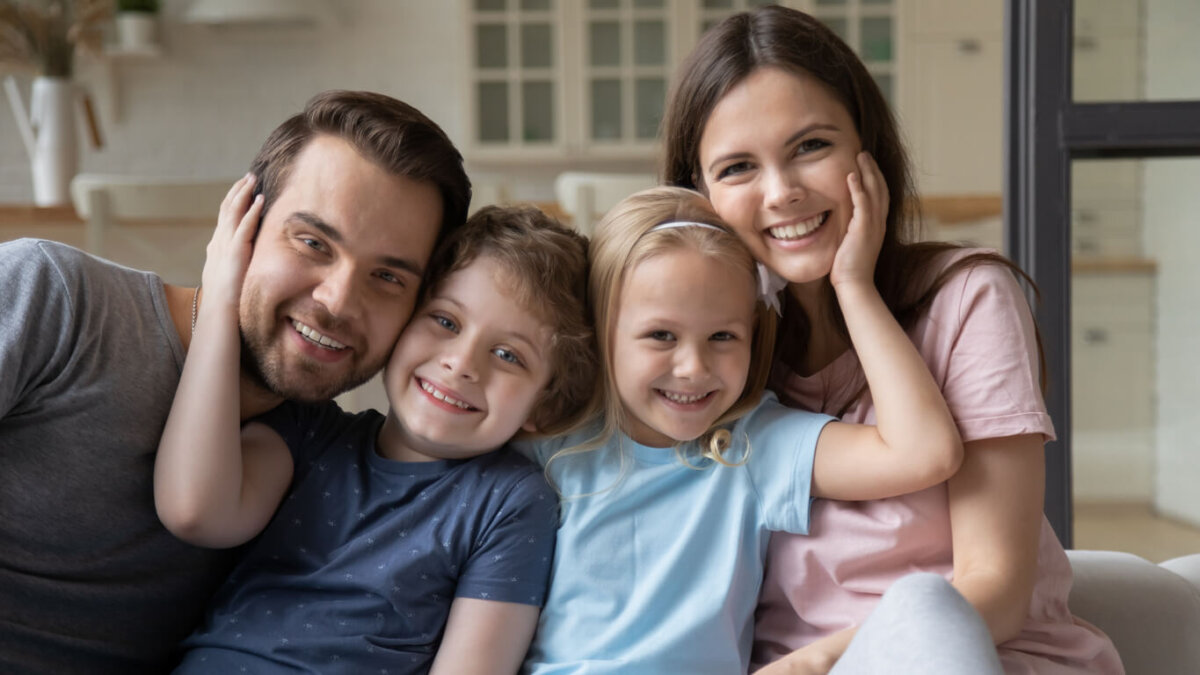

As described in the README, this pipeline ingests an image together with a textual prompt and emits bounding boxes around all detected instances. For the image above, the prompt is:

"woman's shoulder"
[922,247,1031,322]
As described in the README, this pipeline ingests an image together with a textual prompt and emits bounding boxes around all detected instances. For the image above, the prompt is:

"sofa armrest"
[1068,549,1200,674]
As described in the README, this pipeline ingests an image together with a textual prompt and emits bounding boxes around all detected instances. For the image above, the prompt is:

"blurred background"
[2,0,1198,561]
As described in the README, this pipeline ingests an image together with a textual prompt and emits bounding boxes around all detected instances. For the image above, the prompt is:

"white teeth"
[292,320,347,350]
[420,380,472,410]
[661,390,707,404]
[768,213,827,240]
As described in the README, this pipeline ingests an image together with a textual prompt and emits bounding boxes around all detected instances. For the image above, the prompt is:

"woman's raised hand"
[202,174,265,314]
[829,151,888,291]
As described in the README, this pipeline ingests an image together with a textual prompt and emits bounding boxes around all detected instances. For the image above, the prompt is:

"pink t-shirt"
[753,251,1123,674]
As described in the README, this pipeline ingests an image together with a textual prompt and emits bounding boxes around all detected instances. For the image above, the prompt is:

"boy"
[155,194,595,673]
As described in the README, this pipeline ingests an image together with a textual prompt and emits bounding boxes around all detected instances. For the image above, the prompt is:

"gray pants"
[830,573,1004,675]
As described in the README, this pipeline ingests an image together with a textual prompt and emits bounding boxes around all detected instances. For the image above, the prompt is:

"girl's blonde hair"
[549,186,776,477]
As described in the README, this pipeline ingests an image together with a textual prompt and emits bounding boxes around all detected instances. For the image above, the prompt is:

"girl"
[519,186,993,674]
[661,6,1123,673]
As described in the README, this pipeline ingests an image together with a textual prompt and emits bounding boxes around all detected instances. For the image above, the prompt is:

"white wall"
[1143,0,1200,525]
[1,0,468,203]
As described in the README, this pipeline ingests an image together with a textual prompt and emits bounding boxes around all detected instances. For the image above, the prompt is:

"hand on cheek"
[829,152,889,290]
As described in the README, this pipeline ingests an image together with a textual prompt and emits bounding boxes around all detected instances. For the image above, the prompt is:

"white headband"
[647,220,785,316]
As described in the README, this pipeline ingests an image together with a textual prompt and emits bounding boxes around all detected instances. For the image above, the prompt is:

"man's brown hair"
[249,90,472,250]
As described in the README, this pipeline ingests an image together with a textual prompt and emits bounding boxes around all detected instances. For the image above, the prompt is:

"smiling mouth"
[657,389,714,405]
[419,379,477,411]
[767,212,828,241]
[292,319,348,351]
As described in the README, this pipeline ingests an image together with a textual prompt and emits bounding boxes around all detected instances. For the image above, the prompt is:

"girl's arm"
[810,153,962,501]
[428,599,540,675]
[153,175,293,549]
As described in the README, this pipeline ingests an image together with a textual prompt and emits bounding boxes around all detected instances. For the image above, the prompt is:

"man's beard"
[239,330,376,404]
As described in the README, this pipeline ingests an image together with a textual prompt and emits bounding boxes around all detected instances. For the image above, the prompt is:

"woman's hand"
[829,151,888,291]
[201,173,264,314]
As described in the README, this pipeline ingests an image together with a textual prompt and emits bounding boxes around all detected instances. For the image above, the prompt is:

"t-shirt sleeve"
[0,240,76,420]
[936,260,1056,443]
[741,395,834,535]
[252,400,362,466]
[455,465,559,607]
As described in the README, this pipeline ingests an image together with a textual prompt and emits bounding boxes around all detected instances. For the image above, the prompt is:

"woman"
[661,6,1122,673]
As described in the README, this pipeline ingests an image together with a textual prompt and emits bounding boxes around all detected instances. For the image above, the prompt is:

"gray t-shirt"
[0,239,234,674]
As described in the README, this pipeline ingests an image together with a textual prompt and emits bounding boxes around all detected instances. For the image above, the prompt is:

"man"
[0,90,471,674]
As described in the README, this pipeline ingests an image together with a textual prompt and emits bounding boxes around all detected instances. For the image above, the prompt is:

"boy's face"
[238,134,443,404]
[378,255,555,462]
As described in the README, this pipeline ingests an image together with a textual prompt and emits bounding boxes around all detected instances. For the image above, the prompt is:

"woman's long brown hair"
[660,5,1045,404]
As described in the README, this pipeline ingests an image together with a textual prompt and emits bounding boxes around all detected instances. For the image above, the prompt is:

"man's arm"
[428,598,540,675]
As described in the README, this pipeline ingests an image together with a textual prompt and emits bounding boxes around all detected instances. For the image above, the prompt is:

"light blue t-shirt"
[518,392,833,675]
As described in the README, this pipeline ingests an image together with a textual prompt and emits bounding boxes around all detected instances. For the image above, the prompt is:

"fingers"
[234,193,264,243]
[856,152,889,221]
[216,173,258,238]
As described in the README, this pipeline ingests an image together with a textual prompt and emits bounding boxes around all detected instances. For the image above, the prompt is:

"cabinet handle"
[1075,36,1098,51]
[958,39,981,54]
[1083,328,1109,344]
[1075,209,1098,224]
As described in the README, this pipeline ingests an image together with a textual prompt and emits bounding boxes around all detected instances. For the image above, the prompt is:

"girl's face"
[698,66,863,287]
[610,246,756,448]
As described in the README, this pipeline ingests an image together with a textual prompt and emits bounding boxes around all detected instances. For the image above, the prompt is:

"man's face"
[239,134,443,403]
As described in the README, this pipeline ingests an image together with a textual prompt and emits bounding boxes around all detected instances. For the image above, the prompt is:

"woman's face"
[698,66,863,287]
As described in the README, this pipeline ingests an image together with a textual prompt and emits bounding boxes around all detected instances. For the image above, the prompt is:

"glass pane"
[634,0,664,7]
[521,23,552,68]
[863,0,893,5]
[476,0,506,10]
[522,81,554,142]
[590,21,621,67]
[822,18,848,44]
[816,0,846,5]
[1074,0,1200,102]
[861,16,893,62]
[634,20,665,66]
[478,82,510,142]
[476,24,508,69]
[590,0,619,8]
[702,0,733,7]
[591,79,622,140]
[635,77,665,139]
[520,0,551,9]
[1072,156,1200,561]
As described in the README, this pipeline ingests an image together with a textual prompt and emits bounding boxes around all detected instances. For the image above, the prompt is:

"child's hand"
[829,152,888,291]
[202,174,264,313]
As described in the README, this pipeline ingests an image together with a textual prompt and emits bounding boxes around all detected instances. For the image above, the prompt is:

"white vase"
[27,77,79,207]
[116,12,159,52]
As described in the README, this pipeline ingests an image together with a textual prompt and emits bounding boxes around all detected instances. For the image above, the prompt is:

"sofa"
[1067,550,1200,674]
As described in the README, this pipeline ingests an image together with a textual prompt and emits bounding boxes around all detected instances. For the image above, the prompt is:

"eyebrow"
[289,211,424,278]
[705,122,842,175]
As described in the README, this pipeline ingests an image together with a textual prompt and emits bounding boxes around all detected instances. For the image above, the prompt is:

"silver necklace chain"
[190,284,201,338]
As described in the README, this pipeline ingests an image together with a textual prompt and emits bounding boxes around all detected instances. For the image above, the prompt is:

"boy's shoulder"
[462,446,552,494]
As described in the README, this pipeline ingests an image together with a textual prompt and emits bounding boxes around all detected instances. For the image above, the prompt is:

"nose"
[439,335,481,382]
[311,263,363,323]
[763,164,806,211]
[673,342,710,381]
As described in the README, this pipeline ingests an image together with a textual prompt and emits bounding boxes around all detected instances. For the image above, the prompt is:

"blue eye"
[796,138,831,154]
[376,270,403,286]
[711,331,736,342]
[648,330,675,341]
[493,347,523,366]
[432,315,457,332]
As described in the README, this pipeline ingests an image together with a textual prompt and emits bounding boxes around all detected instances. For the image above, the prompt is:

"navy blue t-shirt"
[176,402,558,674]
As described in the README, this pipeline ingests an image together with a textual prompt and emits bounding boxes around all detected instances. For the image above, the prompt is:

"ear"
[520,417,539,434]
